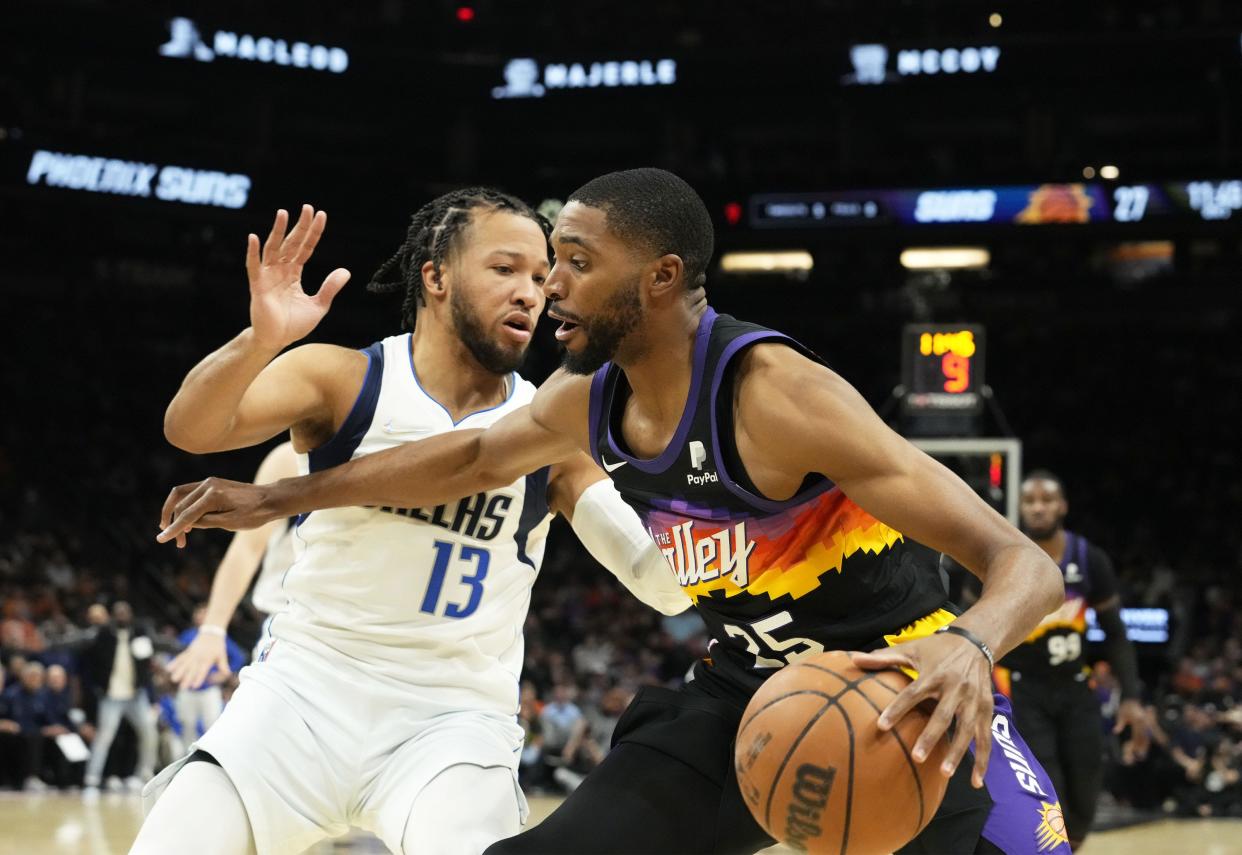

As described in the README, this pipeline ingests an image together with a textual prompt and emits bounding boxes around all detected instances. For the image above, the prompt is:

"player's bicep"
[221,349,333,450]
[752,355,1022,571]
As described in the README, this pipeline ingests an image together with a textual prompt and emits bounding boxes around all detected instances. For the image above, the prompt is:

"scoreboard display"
[901,324,985,413]
[751,180,1242,228]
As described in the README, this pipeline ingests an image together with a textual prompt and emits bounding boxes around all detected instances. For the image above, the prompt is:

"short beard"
[1022,521,1062,541]
[559,277,643,376]
[450,286,527,375]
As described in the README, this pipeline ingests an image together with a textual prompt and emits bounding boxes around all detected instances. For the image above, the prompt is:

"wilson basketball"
[734,650,951,854]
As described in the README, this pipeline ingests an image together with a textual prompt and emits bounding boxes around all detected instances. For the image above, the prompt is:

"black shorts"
[486,683,1000,855]
[1008,676,1102,842]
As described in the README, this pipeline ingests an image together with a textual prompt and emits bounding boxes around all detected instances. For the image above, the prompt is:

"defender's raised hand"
[247,204,351,350]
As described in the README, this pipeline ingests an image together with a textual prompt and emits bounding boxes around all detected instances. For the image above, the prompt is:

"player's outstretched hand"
[851,631,994,788]
[168,632,231,691]
[157,478,278,547]
[247,204,351,350]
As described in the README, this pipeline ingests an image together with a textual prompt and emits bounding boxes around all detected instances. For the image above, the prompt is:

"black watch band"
[935,624,995,669]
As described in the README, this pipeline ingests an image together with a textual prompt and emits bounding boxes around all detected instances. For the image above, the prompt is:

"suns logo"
[1035,801,1069,852]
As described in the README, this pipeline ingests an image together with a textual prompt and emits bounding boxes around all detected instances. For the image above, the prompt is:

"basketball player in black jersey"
[992,470,1148,849]
[158,169,1070,854]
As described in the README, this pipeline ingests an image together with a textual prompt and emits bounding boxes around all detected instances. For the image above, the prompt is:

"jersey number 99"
[1047,633,1081,666]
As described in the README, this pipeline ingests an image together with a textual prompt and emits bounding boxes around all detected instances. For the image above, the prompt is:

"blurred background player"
[167,441,298,693]
[170,604,246,746]
[135,193,685,855]
[989,470,1149,849]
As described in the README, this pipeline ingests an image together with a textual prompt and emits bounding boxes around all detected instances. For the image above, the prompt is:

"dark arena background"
[1,2,1240,853]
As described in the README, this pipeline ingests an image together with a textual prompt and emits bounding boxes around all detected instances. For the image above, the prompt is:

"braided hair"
[368,188,552,329]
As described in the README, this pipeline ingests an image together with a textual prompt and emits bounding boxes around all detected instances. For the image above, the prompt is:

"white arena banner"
[160,17,349,74]
[26,149,251,209]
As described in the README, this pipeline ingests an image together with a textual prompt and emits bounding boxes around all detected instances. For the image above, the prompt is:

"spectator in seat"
[79,601,158,796]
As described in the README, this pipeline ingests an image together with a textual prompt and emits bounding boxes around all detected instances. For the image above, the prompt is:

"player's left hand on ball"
[157,477,277,546]
[851,631,994,789]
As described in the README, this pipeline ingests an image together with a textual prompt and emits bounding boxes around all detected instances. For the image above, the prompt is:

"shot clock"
[901,324,985,413]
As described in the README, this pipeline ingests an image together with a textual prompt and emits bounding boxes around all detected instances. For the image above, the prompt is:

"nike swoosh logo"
[602,458,627,473]
[383,420,433,435]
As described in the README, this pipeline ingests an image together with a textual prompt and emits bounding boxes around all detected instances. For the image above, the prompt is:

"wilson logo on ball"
[785,763,836,850]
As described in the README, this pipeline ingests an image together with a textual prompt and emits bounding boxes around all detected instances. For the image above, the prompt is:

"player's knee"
[403,765,520,855]
[130,761,255,855]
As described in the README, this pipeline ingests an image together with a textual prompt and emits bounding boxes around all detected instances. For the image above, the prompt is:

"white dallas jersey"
[250,520,295,614]
[268,333,552,716]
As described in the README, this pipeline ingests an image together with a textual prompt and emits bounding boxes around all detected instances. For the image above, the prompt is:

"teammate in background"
[158,169,1070,854]
[171,605,247,743]
[167,442,298,692]
[997,470,1149,849]
[134,192,686,855]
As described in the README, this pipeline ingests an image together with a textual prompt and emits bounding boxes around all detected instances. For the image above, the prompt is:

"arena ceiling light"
[899,247,991,270]
[719,251,814,274]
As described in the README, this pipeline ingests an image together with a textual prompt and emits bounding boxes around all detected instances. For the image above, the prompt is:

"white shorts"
[144,638,527,855]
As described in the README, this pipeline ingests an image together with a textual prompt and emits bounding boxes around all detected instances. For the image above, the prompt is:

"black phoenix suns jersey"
[995,531,1118,692]
[587,308,950,702]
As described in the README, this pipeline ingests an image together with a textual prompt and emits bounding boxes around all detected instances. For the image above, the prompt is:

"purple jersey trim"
[1059,531,1090,591]
[603,307,718,474]
[587,364,611,468]
[708,331,834,514]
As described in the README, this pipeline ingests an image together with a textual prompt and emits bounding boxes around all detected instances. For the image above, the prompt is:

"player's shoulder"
[733,340,844,409]
[1083,538,1114,569]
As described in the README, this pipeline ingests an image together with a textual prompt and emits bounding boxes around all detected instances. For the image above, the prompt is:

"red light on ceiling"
[456,6,476,22]
[724,202,743,225]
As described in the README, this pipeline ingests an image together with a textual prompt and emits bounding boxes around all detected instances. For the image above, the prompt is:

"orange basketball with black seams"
[734,650,951,854]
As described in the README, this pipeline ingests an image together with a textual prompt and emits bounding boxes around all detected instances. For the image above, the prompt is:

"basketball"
[734,651,951,855]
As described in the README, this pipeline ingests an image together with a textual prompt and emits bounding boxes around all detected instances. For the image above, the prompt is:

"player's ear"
[421,260,449,301]
[647,254,685,300]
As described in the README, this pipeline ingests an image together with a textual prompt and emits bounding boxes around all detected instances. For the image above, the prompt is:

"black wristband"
[935,624,995,669]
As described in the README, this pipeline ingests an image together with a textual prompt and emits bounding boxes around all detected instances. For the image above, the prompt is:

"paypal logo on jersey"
[686,440,718,486]
[378,491,511,541]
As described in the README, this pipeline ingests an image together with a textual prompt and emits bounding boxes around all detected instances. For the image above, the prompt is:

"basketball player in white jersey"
[167,441,298,693]
[132,192,686,855]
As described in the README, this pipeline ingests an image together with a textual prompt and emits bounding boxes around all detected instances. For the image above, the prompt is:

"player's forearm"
[570,480,690,616]
[202,528,271,628]
[165,329,281,452]
[260,429,510,518]
[1098,607,1142,699]
[952,542,1064,659]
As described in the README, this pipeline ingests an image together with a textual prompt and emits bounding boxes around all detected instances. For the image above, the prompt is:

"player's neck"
[616,301,708,431]
[1034,528,1067,562]
[408,324,509,421]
